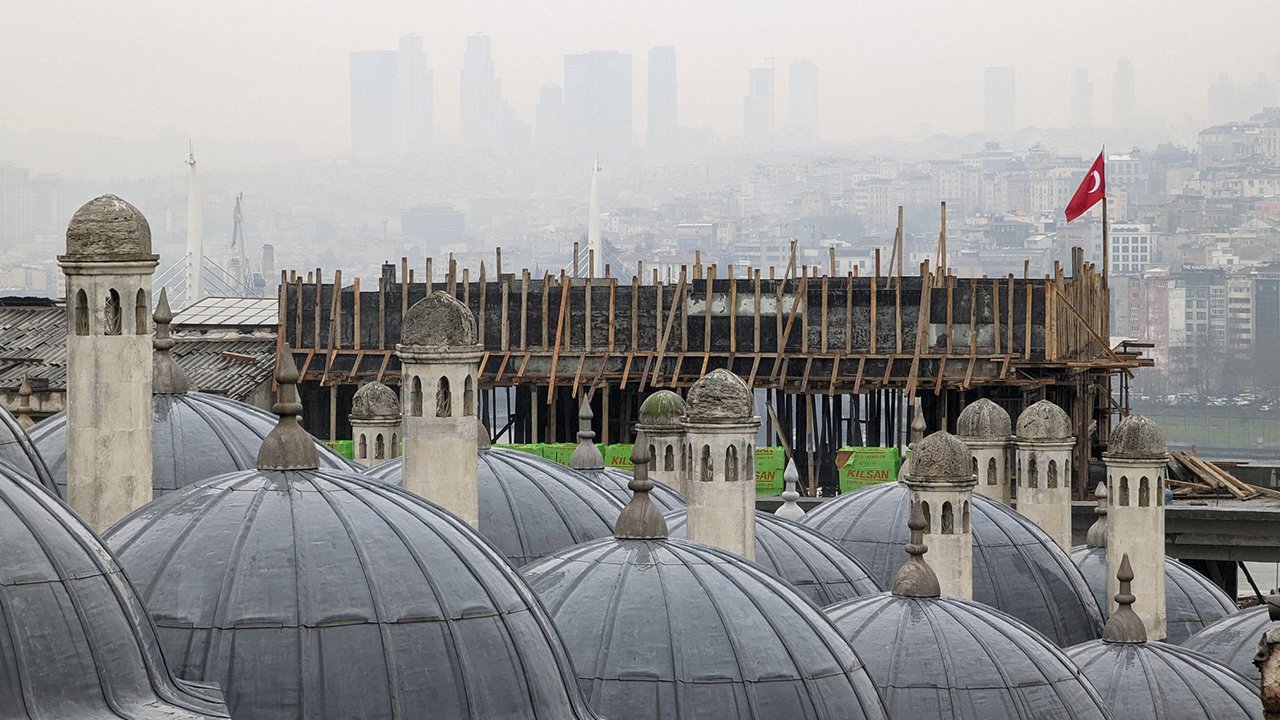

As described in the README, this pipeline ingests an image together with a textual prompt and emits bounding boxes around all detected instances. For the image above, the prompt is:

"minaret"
[956,398,1012,505]
[680,369,760,559]
[774,458,804,520]
[635,389,687,492]
[348,381,402,468]
[185,143,204,304]
[902,430,976,599]
[396,290,483,526]
[1104,413,1169,641]
[1013,399,1075,550]
[59,195,158,530]
[587,155,603,276]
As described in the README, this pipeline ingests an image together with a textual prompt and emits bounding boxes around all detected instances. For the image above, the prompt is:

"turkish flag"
[1065,151,1106,222]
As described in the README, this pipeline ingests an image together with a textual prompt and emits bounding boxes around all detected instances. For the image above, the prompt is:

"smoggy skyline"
[4,0,1279,161]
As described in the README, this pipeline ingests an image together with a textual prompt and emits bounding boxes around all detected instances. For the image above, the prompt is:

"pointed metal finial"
[910,399,927,445]
[774,458,805,520]
[256,343,319,471]
[1086,482,1108,548]
[569,394,605,470]
[1102,553,1148,643]
[892,499,941,598]
[152,288,192,394]
[613,433,668,539]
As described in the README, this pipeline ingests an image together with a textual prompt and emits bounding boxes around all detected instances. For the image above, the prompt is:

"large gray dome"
[0,460,228,718]
[364,449,624,567]
[0,400,55,494]
[1183,606,1268,687]
[1068,639,1260,718]
[1071,546,1236,644]
[104,467,600,720]
[826,593,1110,719]
[32,392,355,498]
[665,509,882,606]
[800,482,1104,645]
[521,537,889,720]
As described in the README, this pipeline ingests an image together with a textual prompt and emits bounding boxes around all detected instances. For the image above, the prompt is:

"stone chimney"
[1103,413,1169,641]
[349,381,401,468]
[956,398,1012,505]
[903,430,977,599]
[1013,399,1075,550]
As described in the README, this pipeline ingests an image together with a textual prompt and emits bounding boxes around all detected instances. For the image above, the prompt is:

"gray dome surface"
[578,466,686,512]
[521,537,889,720]
[1071,546,1236,644]
[800,481,1104,645]
[637,389,686,427]
[1106,414,1168,459]
[666,509,882,606]
[104,467,600,720]
[349,380,400,419]
[64,194,154,258]
[0,400,56,494]
[1183,606,1268,687]
[0,460,228,718]
[364,449,624,567]
[826,593,1110,719]
[1015,399,1073,441]
[400,290,477,347]
[956,398,1012,439]
[32,392,355,499]
[1068,639,1260,719]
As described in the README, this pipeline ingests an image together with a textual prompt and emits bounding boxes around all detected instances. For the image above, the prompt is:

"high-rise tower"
[743,67,775,140]
[788,59,820,139]
[647,46,677,148]
[392,36,432,157]
[460,34,504,150]
[564,51,633,154]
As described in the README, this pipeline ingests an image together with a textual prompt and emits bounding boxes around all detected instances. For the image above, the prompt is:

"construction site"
[280,231,1150,497]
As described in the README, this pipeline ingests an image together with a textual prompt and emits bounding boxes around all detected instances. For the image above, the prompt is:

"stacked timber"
[1167,450,1276,500]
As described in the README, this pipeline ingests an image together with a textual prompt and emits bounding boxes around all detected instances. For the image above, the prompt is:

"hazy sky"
[3,0,1278,157]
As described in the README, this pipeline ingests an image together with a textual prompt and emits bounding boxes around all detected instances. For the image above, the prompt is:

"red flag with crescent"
[1065,151,1105,221]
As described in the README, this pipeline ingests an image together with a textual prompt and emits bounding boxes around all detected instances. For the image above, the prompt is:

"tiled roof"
[173,296,278,328]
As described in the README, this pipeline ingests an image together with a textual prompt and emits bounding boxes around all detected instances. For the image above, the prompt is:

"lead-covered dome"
[800,481,1103,645]
[0,460,228,718]
[1015,399,1073,440]
[637,389,686,427]
[568,400,685,512]
[685,368,754,420]
[1183,606,1268,687]
[401,290,477,347]
[1106,413,1168,459]
[956,398,1012,440]
[1069,639,1260,718]
[365,449,624,567]
[64,194,154,259]
[0,400,56,494]
[1071,546,1236,644]
[349,380,400,420]
[665,509,882,606]
[32,393,354,498]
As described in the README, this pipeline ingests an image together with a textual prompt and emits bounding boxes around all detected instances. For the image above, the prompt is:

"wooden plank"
[903,265,933,398]
[499,270,510,351]
[853,356,867,394]
[703,264,715,354]
[620,353,635,389]
[894,277,903,353]
[992,277,1001,353]
[541,273,551,350]
[945,274,954,353]
[728,265,737,352]
[515,352,533,380]
[584,276,592,352]
[608,278,616,352]
[963,356,976,389]
[630,273,640,351]
[478,262,488,347]
[820,275,829,352]
[870,273,878,353]
[1024,283,1033,359]
[772,274,808,381]
[493,352,512,383]
[571,353,587,397]
[649,269,687,386]
[374,350,391,383]
[520,270,529,350]
[827,357,840,395]
[747,354,763,388]
[352,278,362,351]
[933,357,946,395]
[844,272,853,354]
[753,271,762,351]
[547,272,572,402]
[968,278,978,356]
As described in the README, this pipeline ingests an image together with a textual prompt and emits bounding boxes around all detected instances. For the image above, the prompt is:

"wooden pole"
[1101,197,1110,288]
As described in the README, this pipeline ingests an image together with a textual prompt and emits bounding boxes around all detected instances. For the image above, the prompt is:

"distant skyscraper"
[350,50,397,158]
[1113,59,1135,129]
[564,51,633,154]
[743,67,774,140]
[983,67,1016,136]
[647,46,677,147]
[460,35,504,150]
[788,59,820,139]
[536,83,566,149]
[1208,73,1278,125]
[1070,67,1093,128]
[392,36,432,157]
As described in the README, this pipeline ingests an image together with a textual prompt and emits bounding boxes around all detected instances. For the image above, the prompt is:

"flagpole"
[1101,197,1109,288]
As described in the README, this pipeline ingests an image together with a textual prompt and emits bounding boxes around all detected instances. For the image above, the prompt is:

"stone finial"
[638,390,686,428]
[570,395,605,470]
[477,422,492,451]
[956,398,1011,440]
[16,373,33,429]
[1085,482,1108,549]
[349,381,400,421]
[686,369,754,421]
[892,500,942,598]
[774,458,804,520]
[613,434,668,540]
[257,344,320,471]
[1101,553,1148,643]
[400,291,477,347]
[1105,414,1168,460]
[1015,399,1073,441]
[910,399,927,445]
[151,288,192,394]
[64,195,155,260]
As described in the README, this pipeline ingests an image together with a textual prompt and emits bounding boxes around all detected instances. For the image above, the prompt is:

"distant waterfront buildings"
[788,59,820,140]
[647,46,677,148]
[564,51,633,154]
[983,67,1016,136]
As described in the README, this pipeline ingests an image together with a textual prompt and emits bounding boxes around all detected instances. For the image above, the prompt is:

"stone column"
[680,369,760,560]
[1104,413,1169,641]
[635,389,687,494]
[397,291,483,526]
[903,431,977,599]
[1013,399,1075,551]
[956,398,1013,505]
[59,195,158,531]
[348,381,402,468]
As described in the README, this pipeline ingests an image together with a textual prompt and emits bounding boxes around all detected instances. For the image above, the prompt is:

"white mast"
[232,192,248,293]
[587,154,602,276]
[184,141,205,303]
